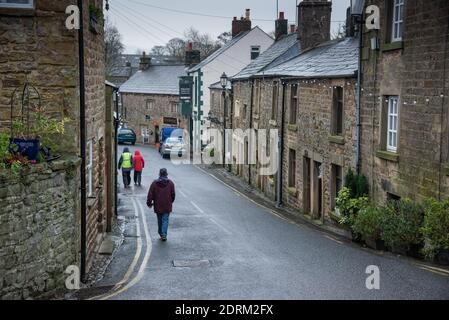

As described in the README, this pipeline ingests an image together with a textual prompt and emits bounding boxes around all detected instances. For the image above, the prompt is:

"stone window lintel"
[328,135,345,145]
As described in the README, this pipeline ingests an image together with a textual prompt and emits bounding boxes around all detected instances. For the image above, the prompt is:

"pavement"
[80,144,449,300]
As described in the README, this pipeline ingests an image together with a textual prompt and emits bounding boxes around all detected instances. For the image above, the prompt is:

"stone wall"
[360,0,449,203]
[121,92,187,145]
[0,158,81,299]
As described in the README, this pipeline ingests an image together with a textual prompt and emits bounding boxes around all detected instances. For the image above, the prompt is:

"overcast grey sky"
[106,0,351,54]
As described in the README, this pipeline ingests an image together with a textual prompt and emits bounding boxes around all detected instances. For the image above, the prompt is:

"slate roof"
[232,33,300,80]
[256,37,359,78]
[119,65,187,95]
[209,81,231,90]
[188,28,256,73]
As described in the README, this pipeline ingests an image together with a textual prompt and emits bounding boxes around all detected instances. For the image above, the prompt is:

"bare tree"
[105,21,125,76]
[165,38,186,60]
[150,46,167,56]
[184,27,219,59]
[217,31,232,46]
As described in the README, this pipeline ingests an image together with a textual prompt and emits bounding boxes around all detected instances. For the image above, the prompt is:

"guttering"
[78,0,87,282]
[248,78,254,186]
[114,88,119,219]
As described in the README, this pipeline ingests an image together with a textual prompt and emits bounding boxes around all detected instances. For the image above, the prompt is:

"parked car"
[158,127,183,152]
[118,128,136,145]
[160,137,186,158]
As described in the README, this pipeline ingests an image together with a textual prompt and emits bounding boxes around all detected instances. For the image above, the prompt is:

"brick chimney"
[297,0,332,51]
[232,9,252,38]
[290,24,297,34]
[139,51,151,71]
[185,42,201,67]
[275,12,288,41]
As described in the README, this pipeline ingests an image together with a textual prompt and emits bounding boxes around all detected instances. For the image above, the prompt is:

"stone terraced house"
[119,53,187,145]
[229,0,360,223]
[0,0,114,298]
[359,0,449,202]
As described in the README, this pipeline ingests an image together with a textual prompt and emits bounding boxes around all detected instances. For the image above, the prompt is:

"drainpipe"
[114,89,119,218]
[248,79,254,186]
[355,18,363,175]
[78,0,87,282]
[276,81,287,207]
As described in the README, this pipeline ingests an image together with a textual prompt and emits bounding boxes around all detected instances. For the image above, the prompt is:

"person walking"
[118,147,133,188]
[133,150,145,186]
[147,168,175,241]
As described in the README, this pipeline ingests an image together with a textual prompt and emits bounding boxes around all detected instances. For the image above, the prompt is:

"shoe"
[161,235,167,241]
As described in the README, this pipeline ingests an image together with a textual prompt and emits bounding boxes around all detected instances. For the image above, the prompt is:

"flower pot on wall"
[10,138,40,161]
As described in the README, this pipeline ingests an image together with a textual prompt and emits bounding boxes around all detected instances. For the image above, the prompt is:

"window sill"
[328,135,345,145]
[269,119,277,126]
[287,124,298,132]
[287,187,297,196]
[253,114,260,120]
[0,7,35,16]
[376,150,399,162]
[381,41,403,52]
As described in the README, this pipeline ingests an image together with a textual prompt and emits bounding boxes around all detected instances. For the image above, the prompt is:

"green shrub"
[336,187,370,227]
[421,198,449,259]
[0,132,10,169]
[380,199,424,250]
[352,205,384,240]
[344,168,369,198]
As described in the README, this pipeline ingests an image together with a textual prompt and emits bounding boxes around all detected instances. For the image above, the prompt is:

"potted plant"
[380,199,425,257]
[11,105,69,163]
[352,205,386,250]
[421,198,449,265]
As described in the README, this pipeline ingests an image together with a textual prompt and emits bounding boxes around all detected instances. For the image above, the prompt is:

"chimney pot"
[279,12,285,20]
[290,24,296,33]
[245,9,250,20]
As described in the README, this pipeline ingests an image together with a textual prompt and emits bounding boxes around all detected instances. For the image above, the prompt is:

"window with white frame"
[0,0,34,8]
[391,0,404,42]
[251,46,260,60]
[387,96,399,152]
[87,140,93,197]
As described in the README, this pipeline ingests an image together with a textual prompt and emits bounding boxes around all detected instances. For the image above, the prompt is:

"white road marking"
[179,190,188,198]
[190,200,232,235]
[190,200,205,214]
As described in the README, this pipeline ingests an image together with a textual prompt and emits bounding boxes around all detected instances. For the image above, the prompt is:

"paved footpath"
[83,145,449,300]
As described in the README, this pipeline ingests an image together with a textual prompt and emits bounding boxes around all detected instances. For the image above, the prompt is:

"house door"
[312,161,323,220]
[303,157,311,214]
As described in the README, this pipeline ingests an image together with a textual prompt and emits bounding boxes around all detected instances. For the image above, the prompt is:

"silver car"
[160,137,186,158]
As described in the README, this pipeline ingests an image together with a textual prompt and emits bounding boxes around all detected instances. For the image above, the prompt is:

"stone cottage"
[0,0,113,298]
[230,11,300,201]
[359,0,449,202]
[229,0,360,222]
[119,52,187,145]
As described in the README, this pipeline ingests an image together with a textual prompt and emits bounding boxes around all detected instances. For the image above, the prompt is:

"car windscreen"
[120,129,134,135]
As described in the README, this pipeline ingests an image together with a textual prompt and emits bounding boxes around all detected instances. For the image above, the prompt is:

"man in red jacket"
[147,168,176,241]
[133,150,145,186]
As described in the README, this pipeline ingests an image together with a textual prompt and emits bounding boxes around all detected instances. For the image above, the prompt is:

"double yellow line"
[88,197,153,300]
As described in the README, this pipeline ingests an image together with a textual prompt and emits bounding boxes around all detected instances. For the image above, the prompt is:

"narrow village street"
[84,145,449,300]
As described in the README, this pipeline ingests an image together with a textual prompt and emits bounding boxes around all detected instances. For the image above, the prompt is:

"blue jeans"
[157,213,170,237]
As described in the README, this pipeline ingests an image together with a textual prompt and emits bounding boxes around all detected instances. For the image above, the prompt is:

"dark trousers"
[134,171,142,185]
[122,170,131,187]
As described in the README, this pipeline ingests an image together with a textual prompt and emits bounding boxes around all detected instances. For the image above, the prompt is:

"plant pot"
[435,249,449,266]
[364,237,386,251]
[10,138,40,161]
[407,243,425,260]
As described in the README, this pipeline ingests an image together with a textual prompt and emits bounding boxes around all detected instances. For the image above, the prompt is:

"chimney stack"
[232,9,252,38]
[275,12,288,41]
[185,42,201,67]
[297,0,332,50]
[139,51,151,71]
[290,24,297,34]
[345,6,354,37]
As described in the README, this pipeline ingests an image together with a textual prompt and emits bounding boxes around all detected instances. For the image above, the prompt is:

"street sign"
[179,76,193,101]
